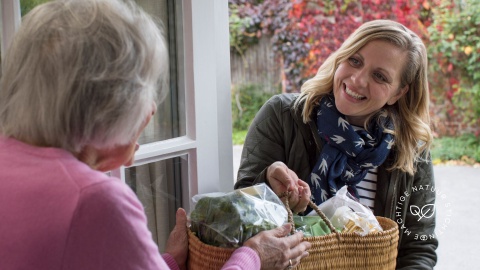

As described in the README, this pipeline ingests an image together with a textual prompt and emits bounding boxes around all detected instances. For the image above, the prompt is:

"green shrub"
[231,84,279,132]
[431,134,480,164]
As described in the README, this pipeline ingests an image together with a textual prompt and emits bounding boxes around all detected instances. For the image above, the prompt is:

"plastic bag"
[189,184,288,248]
[307,185,382,236]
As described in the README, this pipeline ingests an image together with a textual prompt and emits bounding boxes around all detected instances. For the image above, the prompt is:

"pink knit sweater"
[0,136,260,270]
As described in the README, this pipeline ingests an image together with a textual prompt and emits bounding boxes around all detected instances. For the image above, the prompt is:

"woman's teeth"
[345,87,365,100]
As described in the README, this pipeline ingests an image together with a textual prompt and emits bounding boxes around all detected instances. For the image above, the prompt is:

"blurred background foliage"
[229,0,480,163]
[231,84,277,132]
[20,0,51,16]
[428,0,480,127]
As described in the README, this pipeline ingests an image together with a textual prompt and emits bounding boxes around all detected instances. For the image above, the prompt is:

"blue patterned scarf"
[308,95,394,206]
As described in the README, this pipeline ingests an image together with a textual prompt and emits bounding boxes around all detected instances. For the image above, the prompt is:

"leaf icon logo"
[410,204,436,221]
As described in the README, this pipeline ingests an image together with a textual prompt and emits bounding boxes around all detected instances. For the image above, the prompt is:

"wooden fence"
[230,35,282,94]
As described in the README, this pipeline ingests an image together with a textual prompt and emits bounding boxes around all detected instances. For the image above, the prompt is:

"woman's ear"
[75,145,99,170]
[387,85,409,106]
[75,102,157,172]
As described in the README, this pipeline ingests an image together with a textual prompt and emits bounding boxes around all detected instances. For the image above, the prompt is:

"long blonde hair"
[294,19,432,175]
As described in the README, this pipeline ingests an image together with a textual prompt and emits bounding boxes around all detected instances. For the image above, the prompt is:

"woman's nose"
[351,68,368,88]
[135,143,140,152]
[151,102,157,115]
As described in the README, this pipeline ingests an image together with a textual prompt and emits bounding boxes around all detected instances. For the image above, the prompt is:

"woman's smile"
[344,84,366,100]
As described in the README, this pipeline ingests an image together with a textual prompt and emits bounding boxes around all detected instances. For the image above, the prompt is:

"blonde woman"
[0,0,310,269]
[236,19,437,269]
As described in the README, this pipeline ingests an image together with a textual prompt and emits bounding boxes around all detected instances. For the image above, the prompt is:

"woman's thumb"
[175,208,188,228]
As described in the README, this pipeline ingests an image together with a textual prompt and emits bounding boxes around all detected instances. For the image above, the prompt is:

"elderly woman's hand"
[165,208,188,270]
[266,161,311,213]
[244,223,311,270]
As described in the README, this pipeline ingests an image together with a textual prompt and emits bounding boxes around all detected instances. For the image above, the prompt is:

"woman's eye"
[348,57,361,66]
[373,72,387,82]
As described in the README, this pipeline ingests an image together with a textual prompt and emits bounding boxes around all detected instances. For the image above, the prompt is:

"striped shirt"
[351,125,378,210]
[352,125,378,210]
[356,168,378,209]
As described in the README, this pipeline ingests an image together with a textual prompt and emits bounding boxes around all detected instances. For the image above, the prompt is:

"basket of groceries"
[187,184,399,270]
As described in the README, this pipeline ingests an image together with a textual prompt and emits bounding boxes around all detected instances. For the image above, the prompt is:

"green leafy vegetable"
[190,186,286,248]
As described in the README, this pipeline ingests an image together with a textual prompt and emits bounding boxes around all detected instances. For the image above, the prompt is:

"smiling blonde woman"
[236,19,437,269]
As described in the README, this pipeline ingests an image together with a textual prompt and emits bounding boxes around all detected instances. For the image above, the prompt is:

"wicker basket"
[293,216,399,269]
[188,229,235,270]
[188,200,399,270]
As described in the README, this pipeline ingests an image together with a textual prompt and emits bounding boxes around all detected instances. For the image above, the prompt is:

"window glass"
[128,0,187,252]
[136,0,186,144]
[125,155,187,252]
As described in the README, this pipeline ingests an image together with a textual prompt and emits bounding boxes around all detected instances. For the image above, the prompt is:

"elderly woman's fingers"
[282,231,312,269]
[165,208,189,269]
[243,224,311,270]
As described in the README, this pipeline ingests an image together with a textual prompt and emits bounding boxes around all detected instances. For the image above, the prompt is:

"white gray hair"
[0,0,168,152]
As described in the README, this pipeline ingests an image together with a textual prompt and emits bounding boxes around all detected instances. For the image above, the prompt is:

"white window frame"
[1,0,235,213]
[0,0,21,60]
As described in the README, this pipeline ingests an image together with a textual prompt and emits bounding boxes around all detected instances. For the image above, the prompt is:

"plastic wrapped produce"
[307,185,383,236]
[189,184,288,248]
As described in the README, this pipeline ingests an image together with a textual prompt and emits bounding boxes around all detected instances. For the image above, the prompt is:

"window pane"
[136,0,186,144]
[124,155,187,252]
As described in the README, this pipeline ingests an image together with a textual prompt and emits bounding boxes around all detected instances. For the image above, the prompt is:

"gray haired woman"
[0,0,310,269]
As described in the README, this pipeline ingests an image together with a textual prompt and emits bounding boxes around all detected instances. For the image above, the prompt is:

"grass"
[232,129,248,145]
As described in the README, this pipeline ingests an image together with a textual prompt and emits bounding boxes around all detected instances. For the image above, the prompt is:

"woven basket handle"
[279,192,340,238]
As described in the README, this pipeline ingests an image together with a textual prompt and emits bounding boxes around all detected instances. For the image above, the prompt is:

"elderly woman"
[0,0,310,269]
